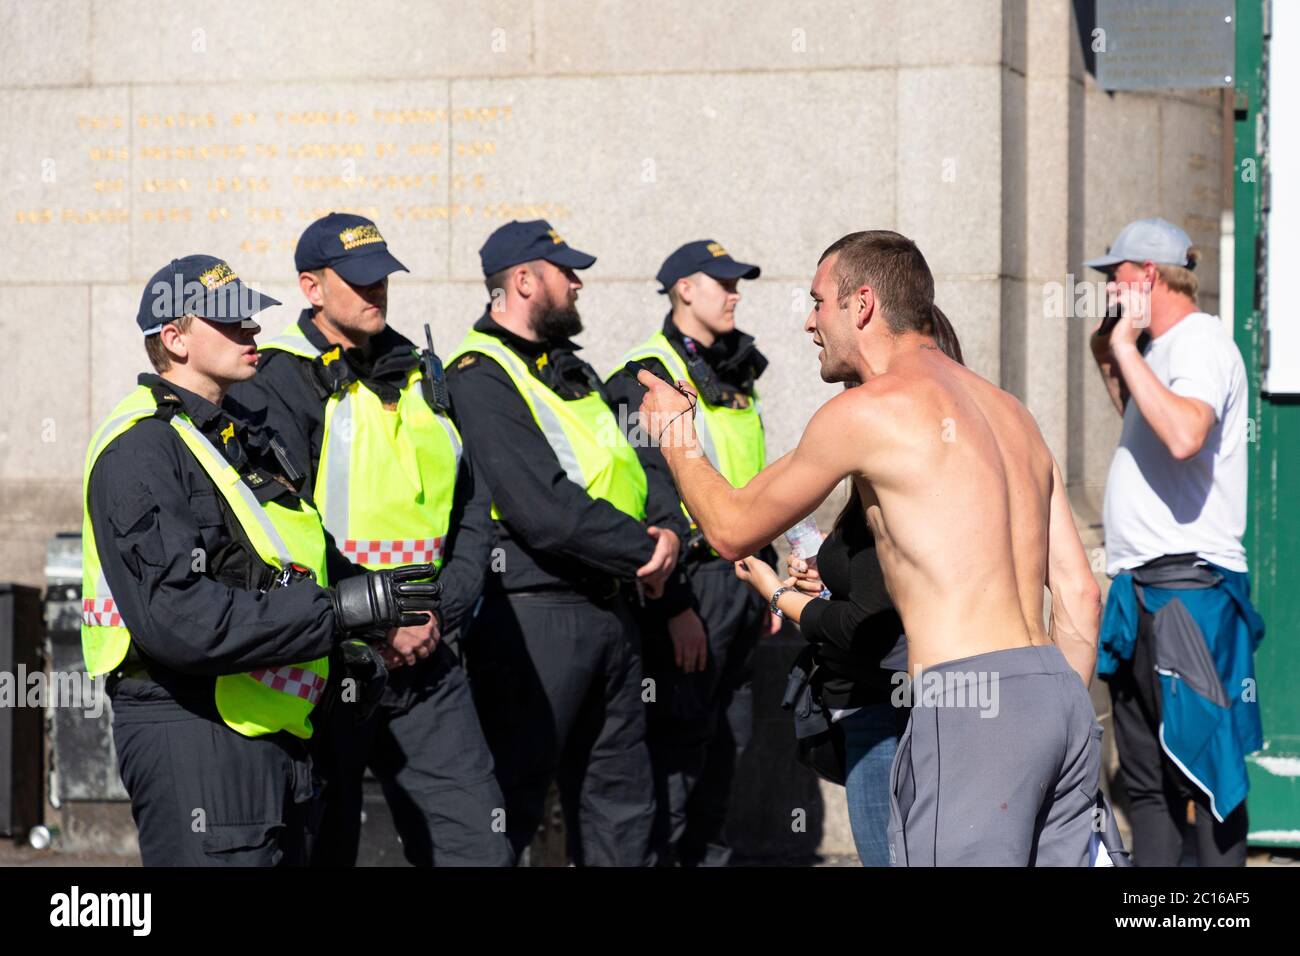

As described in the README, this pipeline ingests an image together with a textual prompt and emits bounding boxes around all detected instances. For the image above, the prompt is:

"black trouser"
[310,637,514,867]
[1109,598,1249,866]
[111,689,315,867]
[465,590,656,866]
[642,559,766,866]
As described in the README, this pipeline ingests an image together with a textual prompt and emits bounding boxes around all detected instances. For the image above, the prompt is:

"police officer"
[229,215,513,867]
[84,255,440,866]
[605,239,778,866]
[445,219,694,866]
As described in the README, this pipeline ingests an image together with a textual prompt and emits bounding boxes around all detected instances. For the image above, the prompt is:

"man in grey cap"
[1086,217,1263,866]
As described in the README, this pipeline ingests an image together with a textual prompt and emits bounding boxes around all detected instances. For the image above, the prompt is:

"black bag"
[782,646,847,786]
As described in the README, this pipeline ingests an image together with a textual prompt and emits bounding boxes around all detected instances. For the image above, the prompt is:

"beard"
[818,348,861,386]
[532,300,583,342]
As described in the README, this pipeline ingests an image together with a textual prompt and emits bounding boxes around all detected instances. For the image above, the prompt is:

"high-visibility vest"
[81,385,330,740]
[448,330,648,521]
[616,330,766,489]
[259,323,462,571]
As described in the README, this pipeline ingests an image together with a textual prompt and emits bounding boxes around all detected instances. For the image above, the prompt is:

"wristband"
[656,400,698,445]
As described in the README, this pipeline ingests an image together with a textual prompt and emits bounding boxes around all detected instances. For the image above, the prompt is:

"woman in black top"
[734,307,964,866]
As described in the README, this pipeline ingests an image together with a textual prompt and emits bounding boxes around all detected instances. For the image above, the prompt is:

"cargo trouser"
[466,589,657,867]
[311,636,514,867]
[112,683,315,867]
[643,558,766,866]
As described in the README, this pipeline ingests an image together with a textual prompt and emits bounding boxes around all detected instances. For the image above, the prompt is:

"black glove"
[330,564,442,633]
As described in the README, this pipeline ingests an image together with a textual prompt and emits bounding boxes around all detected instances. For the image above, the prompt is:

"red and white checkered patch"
[82,597,122,628]
[247,665,326,705]
[340,537,443,567]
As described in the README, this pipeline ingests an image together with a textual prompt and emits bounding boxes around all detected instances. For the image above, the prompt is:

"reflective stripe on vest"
[448,330,648,521]
[615,331,766,488]
[262,323,462,572]
[81,386,330,740]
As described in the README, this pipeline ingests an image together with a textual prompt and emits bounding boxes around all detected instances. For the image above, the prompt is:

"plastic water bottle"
[784,516,832,599]
[28,825,58,850]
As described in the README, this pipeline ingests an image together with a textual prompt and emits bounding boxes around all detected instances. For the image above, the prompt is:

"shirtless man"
[638,230,1104,866]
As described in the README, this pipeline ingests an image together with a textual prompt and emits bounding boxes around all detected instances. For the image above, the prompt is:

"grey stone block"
[1026,0,1081,79]
[89,0,534,85]
[1015,277,1072,463]
[1082,88,1161,270]
[1081,367,1124,507]
[0,87,131,282]
[1002,66,1029,277]
[0,0,92,88]
[897,66,1005,278]
[127,81,454,281]
[933,276,1002,384]
[894,0,1006,68]
[0,478,81,588]
[0,287,91,480]
[535,0,900,75]
[1157,96,1223,299]
[447,71,896,284]
[1023,76,1075,280]
[90,284,146,425]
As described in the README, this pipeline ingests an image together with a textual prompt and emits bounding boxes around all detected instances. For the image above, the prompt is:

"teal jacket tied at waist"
[1098,560,1265,822]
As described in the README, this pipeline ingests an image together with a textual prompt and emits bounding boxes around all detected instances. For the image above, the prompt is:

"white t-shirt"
[1103,312,1249,576]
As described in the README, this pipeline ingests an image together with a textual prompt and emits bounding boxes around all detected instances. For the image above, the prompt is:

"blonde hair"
[1155,245,1200,302]
[144,314,195,372]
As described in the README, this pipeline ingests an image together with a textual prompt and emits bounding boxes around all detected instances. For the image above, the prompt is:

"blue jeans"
[840,702,899,867]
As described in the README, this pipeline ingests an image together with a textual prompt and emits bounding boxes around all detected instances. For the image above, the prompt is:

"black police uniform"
[228,213,513,867]
[89,375,362,866]
[606,315,774,867]
[233,313,511,867]
[447,308,693,866]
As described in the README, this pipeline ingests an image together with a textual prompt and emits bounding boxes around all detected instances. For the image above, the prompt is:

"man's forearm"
[1111,343,1207,457]
[661,440,745,555]
[661,440,798,560]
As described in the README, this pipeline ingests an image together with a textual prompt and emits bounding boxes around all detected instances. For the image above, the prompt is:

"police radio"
[678,338,729,407]
[420,323,450,413]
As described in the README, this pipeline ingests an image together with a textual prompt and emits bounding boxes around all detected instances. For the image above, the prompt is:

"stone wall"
[0,0,1228,860]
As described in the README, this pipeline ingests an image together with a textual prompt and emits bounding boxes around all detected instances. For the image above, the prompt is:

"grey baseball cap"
[1083,217,1194,272]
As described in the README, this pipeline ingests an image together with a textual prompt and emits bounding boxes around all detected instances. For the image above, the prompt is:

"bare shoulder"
[980,376,1055,470]
[815,375,916,438]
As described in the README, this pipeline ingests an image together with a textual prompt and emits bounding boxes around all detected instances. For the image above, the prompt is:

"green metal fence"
[1236,0,1300,847]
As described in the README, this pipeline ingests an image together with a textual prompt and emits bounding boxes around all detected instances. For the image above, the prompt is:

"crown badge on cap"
[199,261,238,290]
[706,242,728,257]
[339,224,384,250]
[547,228,565,245]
